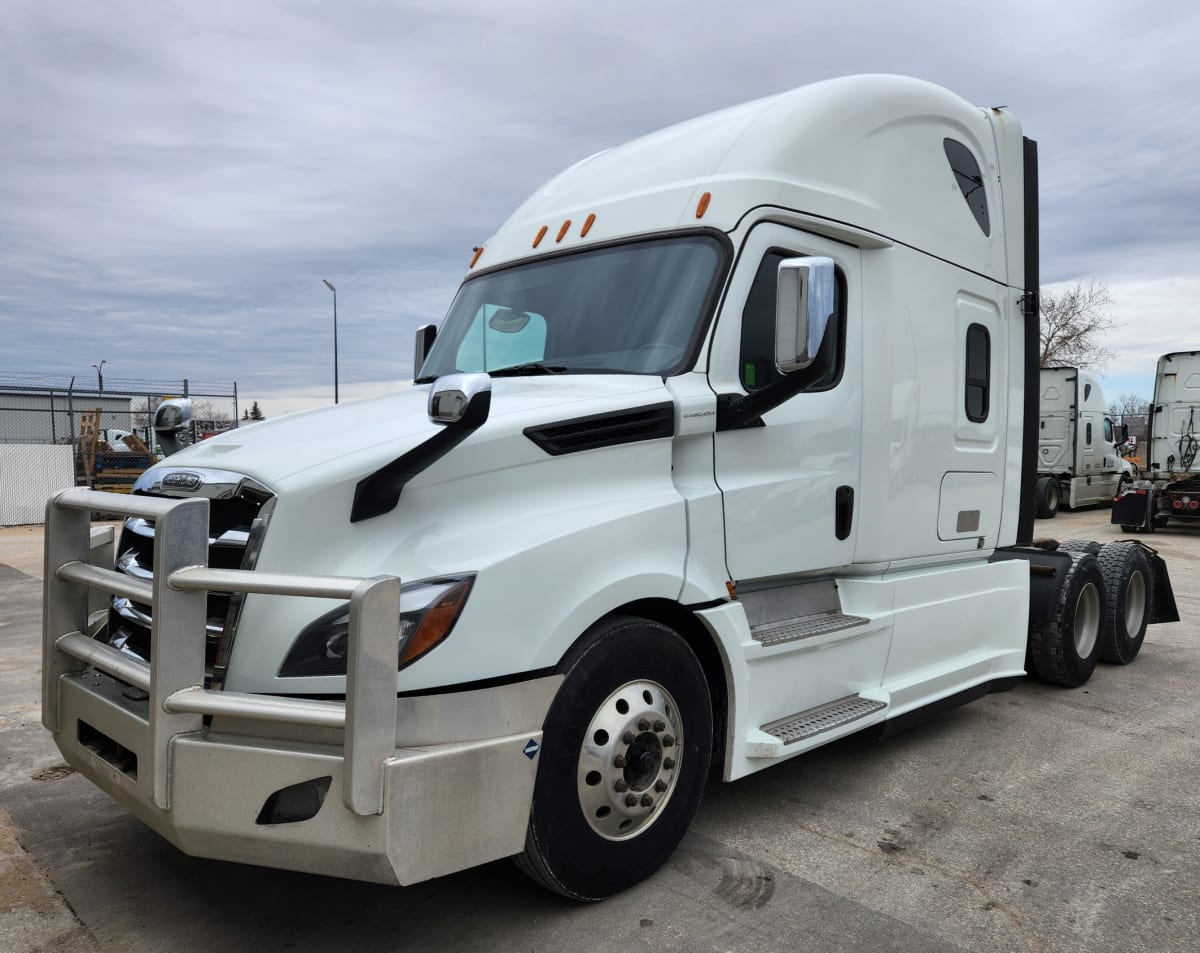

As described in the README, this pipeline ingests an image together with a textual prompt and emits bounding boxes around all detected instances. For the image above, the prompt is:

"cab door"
[709,224,862,582]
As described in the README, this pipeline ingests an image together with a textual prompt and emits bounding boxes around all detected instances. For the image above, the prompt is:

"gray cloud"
[2,1,1198,410]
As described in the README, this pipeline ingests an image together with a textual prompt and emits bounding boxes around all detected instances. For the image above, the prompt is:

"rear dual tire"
[1096,542,1151,664]
[1028,543,1154,686]
[1028,552,1104,687]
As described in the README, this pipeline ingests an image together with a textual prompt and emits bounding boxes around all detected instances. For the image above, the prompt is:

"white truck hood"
[159,375,673,489]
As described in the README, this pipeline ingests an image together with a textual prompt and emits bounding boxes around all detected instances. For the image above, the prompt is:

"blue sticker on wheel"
[523,738,540,759]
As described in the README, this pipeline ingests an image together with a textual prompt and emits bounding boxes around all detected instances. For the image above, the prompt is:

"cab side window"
[739,251,844,392]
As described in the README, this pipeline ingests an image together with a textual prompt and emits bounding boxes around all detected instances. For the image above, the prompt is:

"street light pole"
[323,279,339,404]
[91,360,106,396]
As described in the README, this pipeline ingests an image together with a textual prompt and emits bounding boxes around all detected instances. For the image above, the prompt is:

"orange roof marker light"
[580,213,596,237]
[532,225,548,248]
[555,220,572,243]
[469,245,485,268]
[695,191,712,219]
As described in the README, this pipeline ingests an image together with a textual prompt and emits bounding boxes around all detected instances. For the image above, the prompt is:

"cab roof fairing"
[470,75,1017,284]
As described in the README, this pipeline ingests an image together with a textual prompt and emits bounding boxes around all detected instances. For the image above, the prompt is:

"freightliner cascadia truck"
[1113,350,1200,531]
[1035,367,1134,518]
[41,75,1178,901]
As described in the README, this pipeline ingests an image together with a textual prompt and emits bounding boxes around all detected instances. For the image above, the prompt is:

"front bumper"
[51,668,558,885]
[42,487,560,886]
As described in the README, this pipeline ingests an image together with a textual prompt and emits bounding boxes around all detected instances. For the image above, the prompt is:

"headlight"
[278,576,474,677]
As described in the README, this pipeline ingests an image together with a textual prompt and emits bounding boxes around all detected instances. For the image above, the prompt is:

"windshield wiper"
[488,362,569,377]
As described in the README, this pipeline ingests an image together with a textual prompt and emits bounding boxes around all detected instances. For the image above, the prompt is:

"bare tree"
[1107,393,1149,418]
[1039,279,1116,369]
[191,398,230,421]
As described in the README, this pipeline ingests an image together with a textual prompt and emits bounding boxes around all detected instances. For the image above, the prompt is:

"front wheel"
[1036,476,1060,519]
[516,616,713,900]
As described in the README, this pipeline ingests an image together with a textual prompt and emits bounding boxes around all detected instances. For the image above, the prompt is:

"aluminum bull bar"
[42,487,401,817]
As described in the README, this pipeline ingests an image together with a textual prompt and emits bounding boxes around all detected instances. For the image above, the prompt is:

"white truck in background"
[1035,367,1134,518]
[40,76,1178,901]
[1113,350,1200,532]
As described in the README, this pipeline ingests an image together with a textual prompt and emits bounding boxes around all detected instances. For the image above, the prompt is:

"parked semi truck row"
[1113,350,1200,532]
[1035,366,1135,519]
[42,75,1178,901]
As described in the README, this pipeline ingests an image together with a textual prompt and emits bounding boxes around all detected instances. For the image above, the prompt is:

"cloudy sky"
[2,0,1198,415]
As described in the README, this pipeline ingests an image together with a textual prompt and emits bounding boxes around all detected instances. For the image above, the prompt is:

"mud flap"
[1111,490,1150,528]
[1142,547,1181,624]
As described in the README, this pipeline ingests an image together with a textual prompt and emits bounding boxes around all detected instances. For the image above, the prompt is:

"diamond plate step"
[751,611,869,646]
[762,695,887,745]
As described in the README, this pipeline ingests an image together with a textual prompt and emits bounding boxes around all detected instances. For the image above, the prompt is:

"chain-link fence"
[0,374,239,522]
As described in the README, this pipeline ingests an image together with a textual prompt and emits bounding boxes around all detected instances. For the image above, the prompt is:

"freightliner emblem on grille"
[162,471,203,491]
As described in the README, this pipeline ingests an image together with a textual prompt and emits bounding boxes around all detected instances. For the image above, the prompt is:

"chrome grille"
[105,468,274,689]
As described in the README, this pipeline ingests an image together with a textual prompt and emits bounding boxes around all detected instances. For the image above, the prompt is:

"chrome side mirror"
[427,373,492,427]
[775,257,836,374]
[413,323,437,379]
[153,398,193,456]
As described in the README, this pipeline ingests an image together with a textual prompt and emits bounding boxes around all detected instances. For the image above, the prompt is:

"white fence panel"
[0,445,75,525]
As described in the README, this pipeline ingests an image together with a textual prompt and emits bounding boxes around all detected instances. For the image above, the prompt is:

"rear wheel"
[1057,539,1101,556]
[1036,476,1060,519]
[1028,552,1105,687]
[1096,542,1151,664]
[516,616,712,901]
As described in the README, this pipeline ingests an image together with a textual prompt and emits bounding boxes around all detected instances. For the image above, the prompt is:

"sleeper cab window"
[739,250,844,393]
[965,323,990,422]
[943,139,990,237]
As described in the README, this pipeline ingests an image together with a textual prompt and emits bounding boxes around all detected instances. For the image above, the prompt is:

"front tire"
[1028,552,1105,687]
[516,616,712,901]
[1036,476,1060,519]
[1096,542,1151,664]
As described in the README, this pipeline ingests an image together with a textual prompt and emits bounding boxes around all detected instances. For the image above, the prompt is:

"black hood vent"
[524,402,675,456]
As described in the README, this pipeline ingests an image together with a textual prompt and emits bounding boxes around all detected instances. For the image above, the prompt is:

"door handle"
[835,485,854,540]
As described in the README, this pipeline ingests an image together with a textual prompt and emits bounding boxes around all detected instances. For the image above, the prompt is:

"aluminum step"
[761,695,887,745]
[751,610,869,646]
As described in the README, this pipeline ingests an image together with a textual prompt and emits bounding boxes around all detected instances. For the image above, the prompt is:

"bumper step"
[761,695,887,745]
[751,611,869,646]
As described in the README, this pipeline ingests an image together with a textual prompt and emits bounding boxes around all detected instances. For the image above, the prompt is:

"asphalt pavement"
[1,510,1197,953]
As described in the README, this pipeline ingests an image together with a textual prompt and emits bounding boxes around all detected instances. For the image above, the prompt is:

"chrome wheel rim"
[576,679,682,841]
[1074,582,1101,657]
[1124,570,1147,636]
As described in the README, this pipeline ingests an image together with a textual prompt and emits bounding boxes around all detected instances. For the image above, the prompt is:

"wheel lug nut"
[638,718,651,732]
[655,780,668,792]
[625,794,638,807]
[653,720,666,732]
[623,731,635,745]
[663,735,675,747]
[615,779,628,792]
[663,757,676,770]
[640,794,653,807]
[613,754,626,769]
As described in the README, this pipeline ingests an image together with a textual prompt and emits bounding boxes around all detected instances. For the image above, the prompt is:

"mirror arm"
[350,390,491,523]
[716,373,813,431]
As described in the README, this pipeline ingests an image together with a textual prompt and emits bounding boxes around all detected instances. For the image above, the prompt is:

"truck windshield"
[417,234,725,380]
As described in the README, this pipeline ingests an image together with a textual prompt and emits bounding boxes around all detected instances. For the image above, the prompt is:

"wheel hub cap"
[577,679,682,841]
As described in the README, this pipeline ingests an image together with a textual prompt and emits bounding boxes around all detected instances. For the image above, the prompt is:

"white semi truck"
[1035,366,1133,518]
[41,75,1178,901]
[1113,350,1200,531]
